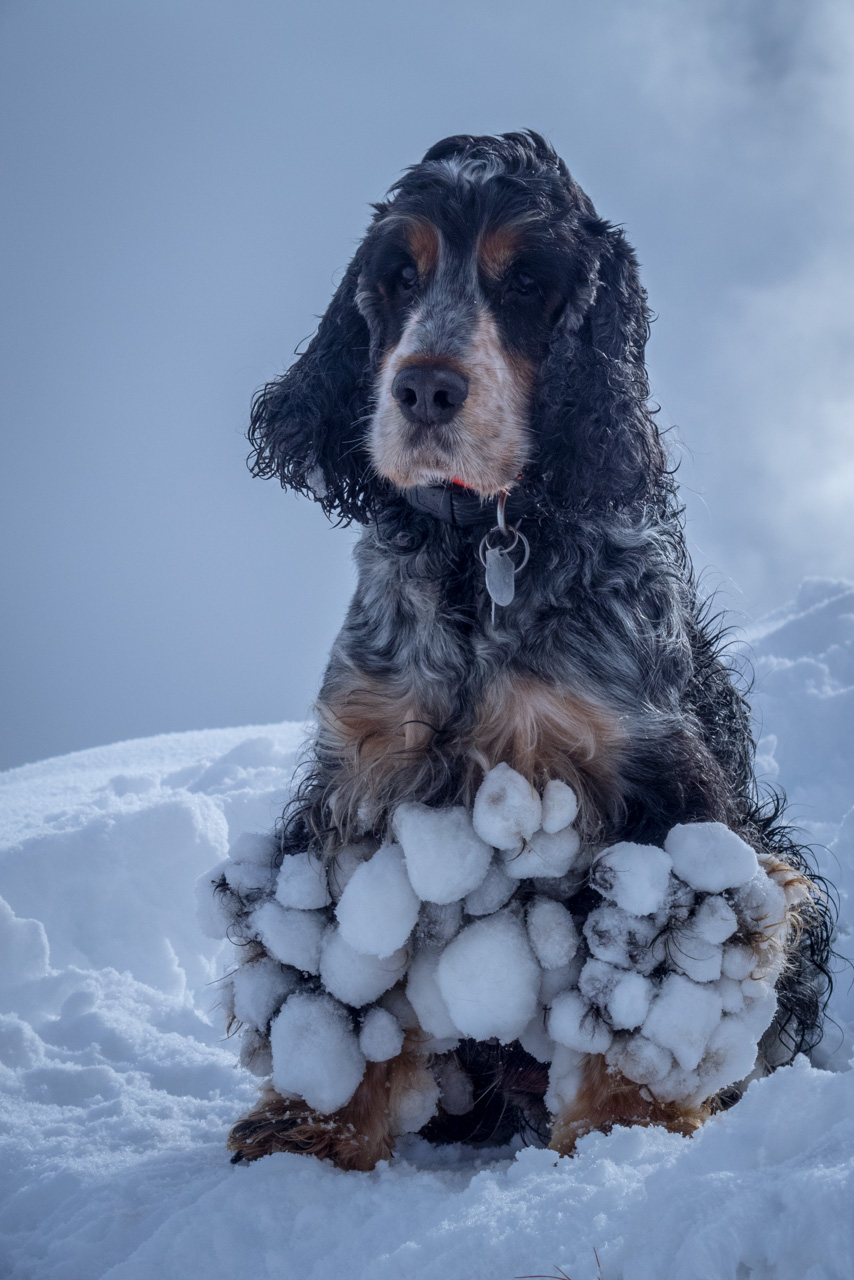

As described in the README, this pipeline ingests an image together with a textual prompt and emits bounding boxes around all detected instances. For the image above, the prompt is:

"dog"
[226,131,833,1170]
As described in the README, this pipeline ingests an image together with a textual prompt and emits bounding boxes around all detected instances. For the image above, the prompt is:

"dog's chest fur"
[314,514,718,850]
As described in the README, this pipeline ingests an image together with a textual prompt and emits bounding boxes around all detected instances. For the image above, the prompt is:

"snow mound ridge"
[199,765,801,1118]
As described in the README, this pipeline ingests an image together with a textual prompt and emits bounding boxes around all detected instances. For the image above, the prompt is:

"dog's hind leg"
[227,1041,433,1172]
[547,1053,709,1156]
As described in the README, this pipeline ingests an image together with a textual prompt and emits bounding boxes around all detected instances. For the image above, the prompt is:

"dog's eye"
[505,270,538,298]
[398,265,418,291]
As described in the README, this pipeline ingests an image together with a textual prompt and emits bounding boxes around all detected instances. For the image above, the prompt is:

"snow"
[274,849,331,909]
[405,949,460,1043]
[270,992,366,1113]
[664,821,759,893]
[436,914,541,1043]
[461,857,515,915]
[590,841,673,915]
[393,803,492,903]
[0,581,852,1278]
[358,1007,404,1062]
[540,777,579,834]
[471,762,542,849]
[549,989,614,1054]
[334,841,420,958]
[500,824,581,879]
[249,900,324,975]
[318,927,408,1009]
[642,974,724,1072]
[526,895,580,969]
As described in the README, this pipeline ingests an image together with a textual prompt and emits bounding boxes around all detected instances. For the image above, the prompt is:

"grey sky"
[1,0,852,771]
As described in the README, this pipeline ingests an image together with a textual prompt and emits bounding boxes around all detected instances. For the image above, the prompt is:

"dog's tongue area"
[0,578,852,1278]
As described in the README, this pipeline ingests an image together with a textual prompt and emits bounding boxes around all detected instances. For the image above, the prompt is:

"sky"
[1,0,852,772]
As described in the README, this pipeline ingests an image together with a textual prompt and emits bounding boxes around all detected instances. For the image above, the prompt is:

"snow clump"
[472,763,542,849]
[198,770,797,1120]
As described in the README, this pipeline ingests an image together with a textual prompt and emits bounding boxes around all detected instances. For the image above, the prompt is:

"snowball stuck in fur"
[463,859,516,916]
[590,842,673,916]
[270,992,365,1114]
[722,942,756,981]
[583,904,658,973]
[667,923,723,983]
[335,842,420,958]
[691,894,738,945]
[527,897,580,969]
[326,841,377,902]
[540,779,579,834]
[392,1072,441,1134]
[275,851,332,910]
[642,973,723,1071]
[250,900,324,975]
[694,1013,762,1101]
[319,928,407,1008]
[437,914,540,1043]
[472,763,542,850]
[232,956,299,1033]
[500,826,581,880]
[579,958,653,1031]
[359,1007,404,1062]
[406,950,460,1043]
[545,1044,585,1114]
[393,803,492,904]
[607,1033,674,1086]
[731,871,788,937]
[664,822,759,893]
[548,989,613,1055]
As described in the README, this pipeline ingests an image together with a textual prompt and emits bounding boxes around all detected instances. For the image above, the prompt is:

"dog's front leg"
[228,1039,434,1172]
[547,1053,709,1156]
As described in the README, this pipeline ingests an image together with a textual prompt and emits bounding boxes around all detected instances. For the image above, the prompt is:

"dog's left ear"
[587,224,650,372]
[248,256,378,522]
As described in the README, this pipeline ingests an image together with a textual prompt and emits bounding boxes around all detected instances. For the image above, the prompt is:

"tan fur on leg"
[548,1053,709,1157]
[227,1041,429,1171]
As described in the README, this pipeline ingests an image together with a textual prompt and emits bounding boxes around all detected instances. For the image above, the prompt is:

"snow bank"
[0,580,851,1278]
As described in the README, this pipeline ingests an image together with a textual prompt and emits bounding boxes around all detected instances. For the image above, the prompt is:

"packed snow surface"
[0,579,853,1278]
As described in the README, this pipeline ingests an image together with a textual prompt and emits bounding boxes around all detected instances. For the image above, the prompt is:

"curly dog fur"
[228,131,834,1167]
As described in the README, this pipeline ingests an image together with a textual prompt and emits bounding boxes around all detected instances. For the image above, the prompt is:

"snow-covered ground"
[1,579,852,1280]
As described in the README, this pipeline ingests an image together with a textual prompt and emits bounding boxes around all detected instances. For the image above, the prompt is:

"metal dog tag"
[485,545,516,608]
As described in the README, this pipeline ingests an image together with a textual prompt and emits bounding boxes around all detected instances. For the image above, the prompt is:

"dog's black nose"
[391,365,469,427]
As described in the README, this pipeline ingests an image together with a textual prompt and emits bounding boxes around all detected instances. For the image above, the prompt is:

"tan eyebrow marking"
[477,223,524,281]
[404,217,440,278]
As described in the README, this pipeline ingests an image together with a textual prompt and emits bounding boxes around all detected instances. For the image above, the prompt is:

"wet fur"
[234,132,835,1167]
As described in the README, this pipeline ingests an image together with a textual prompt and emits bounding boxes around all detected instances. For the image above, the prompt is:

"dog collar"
[402,480,527,528]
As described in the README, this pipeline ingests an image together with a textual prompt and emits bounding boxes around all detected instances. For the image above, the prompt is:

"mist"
[1,0,851,770]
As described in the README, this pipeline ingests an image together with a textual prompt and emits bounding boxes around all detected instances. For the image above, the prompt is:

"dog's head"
[250,132,662,522]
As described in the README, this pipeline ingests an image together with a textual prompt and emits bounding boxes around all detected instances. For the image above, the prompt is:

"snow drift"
[0,579,852,1279]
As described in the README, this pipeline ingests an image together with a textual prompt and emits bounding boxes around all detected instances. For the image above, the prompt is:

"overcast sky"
[1,0,852,771]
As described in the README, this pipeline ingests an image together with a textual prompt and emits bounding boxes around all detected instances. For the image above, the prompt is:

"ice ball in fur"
[270,992,365,1114]
[472,763,542,850]
[664,822,758,894]
[335,841,420,958]
[393,803,492,904]
[437,913,540,1043]
[541,779,579,834]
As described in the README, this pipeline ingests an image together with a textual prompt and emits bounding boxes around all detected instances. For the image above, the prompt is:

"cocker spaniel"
[224,132,833,1170]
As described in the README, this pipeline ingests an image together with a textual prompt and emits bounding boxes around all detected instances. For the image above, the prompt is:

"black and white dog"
[227,132,832,1169]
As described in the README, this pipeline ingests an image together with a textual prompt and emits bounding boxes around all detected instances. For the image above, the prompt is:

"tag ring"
[478,525,530,572]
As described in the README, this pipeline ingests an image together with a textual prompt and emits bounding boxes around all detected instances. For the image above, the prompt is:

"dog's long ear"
[248,256,379,523]
[588,225,651,373]
[533,223,667,511]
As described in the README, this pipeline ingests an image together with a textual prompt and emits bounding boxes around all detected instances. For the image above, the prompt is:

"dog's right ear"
[248,255,379,523]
